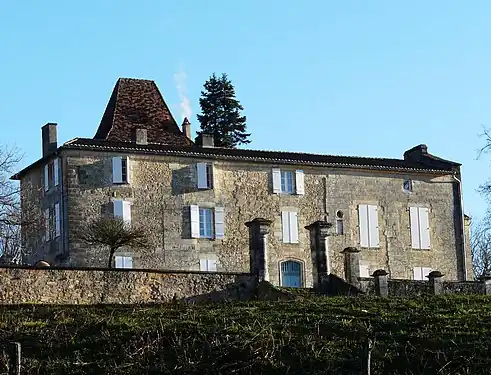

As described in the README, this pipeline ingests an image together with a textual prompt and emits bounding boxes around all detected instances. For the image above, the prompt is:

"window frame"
[280,170,295,194]
[199,207,214,239]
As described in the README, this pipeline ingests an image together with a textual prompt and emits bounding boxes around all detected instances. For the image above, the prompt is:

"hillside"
[1,295,491,374]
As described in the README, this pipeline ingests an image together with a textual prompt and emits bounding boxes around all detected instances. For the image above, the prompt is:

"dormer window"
[403,180,412,192]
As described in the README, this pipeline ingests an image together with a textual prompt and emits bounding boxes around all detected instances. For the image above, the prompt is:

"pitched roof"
[94,78,191,146]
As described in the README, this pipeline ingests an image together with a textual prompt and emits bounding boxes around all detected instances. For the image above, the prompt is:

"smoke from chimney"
[173,67,192,122]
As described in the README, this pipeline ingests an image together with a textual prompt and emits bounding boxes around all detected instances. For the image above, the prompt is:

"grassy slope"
[1,295,491,374]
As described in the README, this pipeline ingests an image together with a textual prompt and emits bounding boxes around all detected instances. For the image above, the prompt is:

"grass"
[1,295,491,374]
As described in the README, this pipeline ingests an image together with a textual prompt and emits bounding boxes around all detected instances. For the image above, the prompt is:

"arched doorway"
[280,260,303,287]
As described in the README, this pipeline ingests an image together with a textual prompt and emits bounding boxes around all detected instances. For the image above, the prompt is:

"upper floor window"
[199,208,214,238]
[113,199,132,225]
[197,162,213,189]
[43,158,59,192]
[115,255,133,269]
[403,179,412,192]
[272,169,304,195]
[358,204,379,248]
[409,206,430,249]
[282,211,299,243]
[44,202,61,242]
[190,205,225,239]
[336,210,344,235]
[112,156,130,184]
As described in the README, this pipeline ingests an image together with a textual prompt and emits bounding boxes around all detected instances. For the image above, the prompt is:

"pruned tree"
[471,218,491,277]
[76,217,148,268]
[195,73,250,148]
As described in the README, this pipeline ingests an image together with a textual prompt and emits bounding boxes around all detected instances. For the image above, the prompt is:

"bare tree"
[76,217,148,268]
[470,218,491,277]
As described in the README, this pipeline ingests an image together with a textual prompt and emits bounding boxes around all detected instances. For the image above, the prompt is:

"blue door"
[281,261,302,287]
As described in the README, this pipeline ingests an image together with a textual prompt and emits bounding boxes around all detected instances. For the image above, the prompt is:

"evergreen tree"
[195,73,250,148]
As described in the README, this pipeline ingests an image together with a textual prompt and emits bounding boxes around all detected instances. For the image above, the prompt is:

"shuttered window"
[413,266,432,281]
[190,206,225,239]
[358,204,379,248]
[199,259,218,272]
[112,156,129,184]
[44,208,50,241]
[115,256,133,269]
[44,165,50,192]
[272,169,305,195]
[197,163,213,189]
[54,203,61,238]
[53,158,59,186]
[113,200,131,225]
[282,211,299,243]
[359,264,370,278]
[410,207,430,249]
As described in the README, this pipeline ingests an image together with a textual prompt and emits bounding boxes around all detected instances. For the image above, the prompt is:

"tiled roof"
[94,78,191,146]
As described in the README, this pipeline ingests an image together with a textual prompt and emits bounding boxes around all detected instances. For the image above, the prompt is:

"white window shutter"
[272,168,281,194]
[409,207,421,249]
[419,207,431,249]
[197,163,208,189]
[281,211,290,243]
[368,205,380,247]
[113,200,124,218]
[125,256,133,269]
[359,264,370,278]
[125,157,131,183]
[122,201,132,225]
[289,211,299,243]
[295,170,305,195]
[199,259,207,271]
[208,259,218,271]
[53,158,59,186]
[112,156,123,183]
[422,267,432,280]
[115,256,123,268]
[190,205,200,238]
[214,207,225,239]
[44,165,49,191]
[358,205,369,247]
[45,208,50,241]
[54,203,60,238]
[413,267,423,280]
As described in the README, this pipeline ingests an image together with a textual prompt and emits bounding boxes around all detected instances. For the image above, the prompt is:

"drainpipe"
[453,174,467,281]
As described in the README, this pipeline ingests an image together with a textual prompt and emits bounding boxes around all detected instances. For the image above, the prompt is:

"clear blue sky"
[1,1,491,220]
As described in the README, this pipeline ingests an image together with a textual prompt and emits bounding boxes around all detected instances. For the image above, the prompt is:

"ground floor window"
[280,260,303,288]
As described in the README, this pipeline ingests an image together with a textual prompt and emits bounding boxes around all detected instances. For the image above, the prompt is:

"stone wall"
[21,149,467,287]
[0,266,255,304]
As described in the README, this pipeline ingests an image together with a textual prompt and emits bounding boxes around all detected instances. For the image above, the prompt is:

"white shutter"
[45,208,50,241]
[368,205,379,247]
[295,170,305,195]
[281,211,290,243]
[54,203,60,238]
[113,200,124,218]
[208,259,217,271]
[124,256,133,269]
[214,207,225,239]
[53,158,59,186]
[122,201,132,225]
[125,157,131,184]
[197,163,208,189]
[112,157,123,183]
[359,264,370,278]
[190,205,200,238]
[199,259,207,271]
[419,207,431,249]
[272,168,281,194]
[410,207,421,249]
[413,267,423,280]
[358,205,369,247]
[115,256,123,268]
[44,165,49,191]
[422,267,432,280]
[289,211,299,243]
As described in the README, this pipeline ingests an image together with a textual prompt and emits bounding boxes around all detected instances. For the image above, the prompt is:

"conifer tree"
[195,73,250,148]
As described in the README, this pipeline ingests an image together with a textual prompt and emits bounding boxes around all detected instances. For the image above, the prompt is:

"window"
[44,158,59,192]
[54,203,61,238]
[272,169,304,195]
[199,208,214,238]
[336,210,344,234]
[197,163,213,189]
[113,200,132,225]
[199,259,217,272]
[115,256,133,269]
[44,203,61,241]
[413,267,432,281]
[112,156,130,184]
[190,205,225,239]
[410,207,430,249]
[359,264,370,278]
[280,260,303,287]
[403,180,412,192]
[358,204,379,248]
[281,211,299,243]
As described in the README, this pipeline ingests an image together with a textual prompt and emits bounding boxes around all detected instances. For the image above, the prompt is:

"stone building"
[12,77,472,285]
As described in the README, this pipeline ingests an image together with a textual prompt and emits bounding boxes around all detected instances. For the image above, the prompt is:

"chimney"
[404,144,428,162]
[181,117,191,140]
[201,133,214,148]
[42,123,58,158]
[132,128,147,145]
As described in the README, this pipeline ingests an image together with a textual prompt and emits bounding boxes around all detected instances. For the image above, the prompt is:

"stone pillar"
[341,247,361,288]
[245,218,273,282]
[479,275,491,295]
[427,270,444,295]
[305,220,332,290]
[372,269,389,297]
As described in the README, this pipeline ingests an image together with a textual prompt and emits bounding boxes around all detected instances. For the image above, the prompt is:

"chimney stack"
[403,144,428,162]
[132,128,148,145]
[42,123,58,158]
[181,117,191,140]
